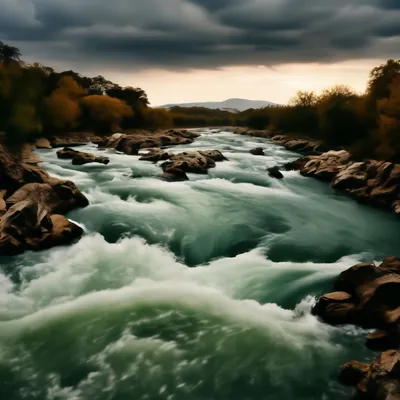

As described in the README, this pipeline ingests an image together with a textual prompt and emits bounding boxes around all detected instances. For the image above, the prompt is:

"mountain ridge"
[159,98,276,112]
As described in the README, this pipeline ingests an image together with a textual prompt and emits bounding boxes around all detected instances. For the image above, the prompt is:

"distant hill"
[160,98,276,112]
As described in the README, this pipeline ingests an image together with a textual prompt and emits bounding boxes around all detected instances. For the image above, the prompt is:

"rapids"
[1,128,400,399]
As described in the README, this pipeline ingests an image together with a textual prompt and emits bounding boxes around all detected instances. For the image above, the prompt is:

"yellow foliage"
[81,95,133,131]
[44,76,84,131]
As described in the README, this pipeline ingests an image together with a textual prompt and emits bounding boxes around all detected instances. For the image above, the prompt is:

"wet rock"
[250,147,264,156]
[313,258,400,329]
[161,168,189,182]
[35,138,52,149]
[339,360,370,387]
[161,150,226,175]
[57,147,109,165]
[267,166,284,179]
[340,350,400,399]
[139,148,171,162]
[7,180,89,214]
[0,200,83,256]
[100,130,199,156]
[199,150,227,162]
[366,330,400,351]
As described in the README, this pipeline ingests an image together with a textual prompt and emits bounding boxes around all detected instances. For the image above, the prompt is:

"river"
[1,128,400,399]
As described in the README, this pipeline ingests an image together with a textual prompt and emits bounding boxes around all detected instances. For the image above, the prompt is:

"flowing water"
[2,128,400,400]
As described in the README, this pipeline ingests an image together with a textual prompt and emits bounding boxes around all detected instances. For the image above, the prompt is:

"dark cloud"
[0,0,399,71]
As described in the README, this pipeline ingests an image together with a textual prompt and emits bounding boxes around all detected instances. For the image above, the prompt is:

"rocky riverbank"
[0,143,88,256]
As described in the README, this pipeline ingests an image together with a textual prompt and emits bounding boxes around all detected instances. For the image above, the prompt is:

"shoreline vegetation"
[1,41,400,399]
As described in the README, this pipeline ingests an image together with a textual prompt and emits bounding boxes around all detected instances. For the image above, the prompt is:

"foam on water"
[1,129,399,399]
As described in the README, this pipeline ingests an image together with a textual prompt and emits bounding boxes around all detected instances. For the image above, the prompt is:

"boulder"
[139,148,171,162]
[339,350,400,399]
[0,200,83,256]
[100,130,198,156]
[161,150,226,174]
[35,138,52,149]
[250,147,264,156]
[56,147,109,165]
[313,258,400,328]
[199,150,227,162]
[161,168,189,182]
[7,180,89,214]
[267,166,284,179]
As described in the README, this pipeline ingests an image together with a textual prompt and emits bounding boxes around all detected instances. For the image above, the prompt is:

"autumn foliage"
[80,95,133,133]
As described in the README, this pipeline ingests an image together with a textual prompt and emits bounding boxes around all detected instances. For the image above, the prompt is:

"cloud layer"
[1,0,399,70]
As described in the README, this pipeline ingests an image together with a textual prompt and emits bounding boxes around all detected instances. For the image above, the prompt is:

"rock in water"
[339,350,400,399]
[267,167,284,179]
[0,201,83,256]
[7,179,89,214]
[250,147,264,156]
[57,147,109,165]
[161,168,189,182]
[161,150,226,175]
[35,138,52,149]
[313,258,400,329]
[139,148,171,162]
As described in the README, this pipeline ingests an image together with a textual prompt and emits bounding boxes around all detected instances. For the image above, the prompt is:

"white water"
[1,128,399,399]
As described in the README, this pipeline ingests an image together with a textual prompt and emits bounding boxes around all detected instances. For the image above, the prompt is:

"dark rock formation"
[267,166,284,179]
[339,350,400,399]
[161,168,189,182]
[250,147,264,156]
[57,147,110,165]
[0,143,88,255]
[139,148,171,162]
[282,150,400,216]
[35,138,52,149]
[99,130,200,156]
[313,257,400,331]
[7,179,89,214]
[0,200,83,256]
[161,150,226,175]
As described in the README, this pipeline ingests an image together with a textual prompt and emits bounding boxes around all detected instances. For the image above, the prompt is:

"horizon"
[2,1,398,106]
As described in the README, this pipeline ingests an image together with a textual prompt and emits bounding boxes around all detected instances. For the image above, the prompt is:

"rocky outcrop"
[339,350,400,399]
[57,147,110,165]
[313,257,400,332]
[99,130,200,156]
[139,148,171,162]
[6,179,89,214]
[250,147,264,156]
[161,150,226,175]
[283,150,400,215]
[267,166,284,179]
[0,200,83,256]
[0,143,88,256]
[161,168,189,182]
[35,138,52,149]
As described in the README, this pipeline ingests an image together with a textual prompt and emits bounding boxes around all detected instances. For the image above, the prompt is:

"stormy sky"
[1,0,399,104]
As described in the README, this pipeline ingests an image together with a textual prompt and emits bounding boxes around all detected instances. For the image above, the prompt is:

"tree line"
[0,41,173,146]
[171,60,400,161]
[1,40,399,160]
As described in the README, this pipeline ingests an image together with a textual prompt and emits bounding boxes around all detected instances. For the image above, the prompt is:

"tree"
[44,76,85,131]
[290,91,318,107]
[0,41,21,63]
[368,59,400,102]
[80,95,133,133]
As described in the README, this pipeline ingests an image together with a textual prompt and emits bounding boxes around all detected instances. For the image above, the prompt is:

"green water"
[1,128,400,399]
